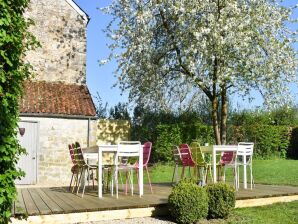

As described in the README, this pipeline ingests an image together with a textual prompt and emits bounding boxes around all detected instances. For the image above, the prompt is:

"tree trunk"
[211,96,221,145]
[220,87,228,144]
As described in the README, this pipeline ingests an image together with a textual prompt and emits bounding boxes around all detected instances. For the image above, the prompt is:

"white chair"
[112,141,142,198]
[236,142,254,190]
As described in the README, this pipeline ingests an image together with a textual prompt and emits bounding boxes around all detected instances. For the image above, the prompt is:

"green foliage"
[205,183,236,219]
[168,179,208,224]
[289,127,298,159]
[228,125,290,159]
[109,102,130,120]
[155,125,182,162]
[0,0,38,223]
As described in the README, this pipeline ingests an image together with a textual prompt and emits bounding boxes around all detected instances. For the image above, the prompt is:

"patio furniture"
[219,151,238,188]
[135,141,153,194]
[112,141,142,198]
[179,144,196,179]
[73,142,98,197]
[189,142,213,185]
[237,142,254,189]
[171,145,182,184]
[68,144,80,192]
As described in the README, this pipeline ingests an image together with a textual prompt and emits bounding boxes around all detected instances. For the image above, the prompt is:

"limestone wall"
[20,116,97,185]
[97,119,131,145]
[24,0,87,85]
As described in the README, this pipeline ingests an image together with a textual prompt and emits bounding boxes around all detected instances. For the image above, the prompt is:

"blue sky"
[74,0,298,111]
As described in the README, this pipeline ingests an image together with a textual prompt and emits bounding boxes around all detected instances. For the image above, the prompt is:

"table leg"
[98,150,102,198]
[213,147,217,183]
[139,147,143,197]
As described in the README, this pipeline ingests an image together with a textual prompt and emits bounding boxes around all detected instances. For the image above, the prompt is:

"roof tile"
[20,81,96,117]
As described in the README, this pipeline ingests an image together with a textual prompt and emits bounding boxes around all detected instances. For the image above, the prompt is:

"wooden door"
[16,121,39,185]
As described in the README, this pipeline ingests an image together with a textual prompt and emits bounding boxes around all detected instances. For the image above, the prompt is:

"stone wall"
[20,116,97,185]
[25,0,87,85]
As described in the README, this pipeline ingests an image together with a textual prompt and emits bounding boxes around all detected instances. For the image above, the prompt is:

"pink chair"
[179,144,196,179]
[136,142,153,193]
[219,151,237,186]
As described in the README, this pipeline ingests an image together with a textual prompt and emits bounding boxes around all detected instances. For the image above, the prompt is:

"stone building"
[17,0,97,185]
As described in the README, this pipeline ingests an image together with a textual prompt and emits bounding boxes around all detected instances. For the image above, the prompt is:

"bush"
[228,125,290,159]
[168,179,208,224]
[155,124,182,162]
[205,183,235,219]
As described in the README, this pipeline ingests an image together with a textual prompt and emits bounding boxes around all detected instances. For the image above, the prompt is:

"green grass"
[200,200,298,224]
[145,159,298,186]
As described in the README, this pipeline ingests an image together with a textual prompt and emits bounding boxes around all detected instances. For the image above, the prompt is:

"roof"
[20,81,96,117]
[65,0,89,22]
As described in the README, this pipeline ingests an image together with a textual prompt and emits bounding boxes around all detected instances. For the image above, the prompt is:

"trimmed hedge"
[153,123,292,161]
[168,179,208,224]
[205,183,236,219]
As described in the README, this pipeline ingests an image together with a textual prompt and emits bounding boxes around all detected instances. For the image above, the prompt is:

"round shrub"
[206,183,236,219]
[168,179,208,224]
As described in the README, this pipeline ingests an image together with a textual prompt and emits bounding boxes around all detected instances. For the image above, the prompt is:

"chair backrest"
[237,142,254,164]
[179,144,196,167]
[73,142,86,166]
[220,151,235,165]
[116,141,141,165]
[142,141,152,166]
[68,144,76,165]
[189,142,206,166]
[172,145,182,165]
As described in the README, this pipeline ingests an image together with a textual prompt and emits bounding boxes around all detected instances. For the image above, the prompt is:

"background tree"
[109,102,130,120]
[0,0,38,222]
[94,92,108,119]
[102,0,298,144]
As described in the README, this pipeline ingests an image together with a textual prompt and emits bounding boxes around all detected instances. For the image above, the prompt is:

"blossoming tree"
[102,0,298,144]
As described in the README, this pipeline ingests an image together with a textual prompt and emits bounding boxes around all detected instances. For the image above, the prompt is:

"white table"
[83,145,143,198]
[211,145,247,189]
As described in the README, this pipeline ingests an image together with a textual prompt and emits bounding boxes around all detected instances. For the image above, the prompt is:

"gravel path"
[79,217,176,224]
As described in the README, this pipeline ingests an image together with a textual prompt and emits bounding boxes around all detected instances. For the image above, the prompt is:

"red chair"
[68,144,79,192]
[219,151,237,185]
[136,142,153,193]
[179,144,196,179]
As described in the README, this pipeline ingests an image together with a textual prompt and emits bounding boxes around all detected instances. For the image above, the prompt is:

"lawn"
[145,159,298,186]
[201,200,298,224]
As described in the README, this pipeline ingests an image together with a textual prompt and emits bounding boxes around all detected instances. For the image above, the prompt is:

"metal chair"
[237,142,254,189]
[73,142,98,197]
[112,141,142,198]
[68,144,80,192]
[171,145,182,185]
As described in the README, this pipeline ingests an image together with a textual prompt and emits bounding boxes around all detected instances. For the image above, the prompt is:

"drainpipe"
[87,118,90,147]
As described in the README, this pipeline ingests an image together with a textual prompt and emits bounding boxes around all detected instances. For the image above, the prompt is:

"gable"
[65,0,89,22]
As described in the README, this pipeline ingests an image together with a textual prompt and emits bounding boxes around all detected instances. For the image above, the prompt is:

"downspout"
[87,118,90,147]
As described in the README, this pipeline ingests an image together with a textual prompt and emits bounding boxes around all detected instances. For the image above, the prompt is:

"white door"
[16,121,39,185]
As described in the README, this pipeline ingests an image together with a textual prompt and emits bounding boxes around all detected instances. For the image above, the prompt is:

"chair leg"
[146,166,153,194]
[82,168,87,197]
[250,164,254,189]
[72,171,79,193]
[125,171,128,195]
[130,169,134,196]
[171,164,177,185]
[181,166,185,179]
[116,168,119,198]
[69,173,74,191]
[76,167,84,195]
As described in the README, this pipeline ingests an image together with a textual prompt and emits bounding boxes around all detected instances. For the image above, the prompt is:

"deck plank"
[35,188,63,214]
[21,189,40,215]
[42,187,76,213]
[14,188,27,216]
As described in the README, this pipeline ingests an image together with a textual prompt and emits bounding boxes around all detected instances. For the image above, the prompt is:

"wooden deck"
[13,183,298,217]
